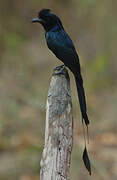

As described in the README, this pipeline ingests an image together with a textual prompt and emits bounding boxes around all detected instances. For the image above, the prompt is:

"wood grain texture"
[40,65,73,180]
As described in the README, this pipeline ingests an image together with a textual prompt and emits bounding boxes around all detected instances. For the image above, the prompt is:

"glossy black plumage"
[32,9,91,174]
[32,9,89,126]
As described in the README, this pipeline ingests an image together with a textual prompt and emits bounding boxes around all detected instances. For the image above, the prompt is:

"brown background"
[0,0,117,180]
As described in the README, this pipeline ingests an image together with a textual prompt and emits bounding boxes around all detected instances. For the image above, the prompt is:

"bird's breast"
[45,31,61,57]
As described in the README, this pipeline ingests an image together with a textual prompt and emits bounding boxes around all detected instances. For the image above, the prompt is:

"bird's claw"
[53,65,66,75]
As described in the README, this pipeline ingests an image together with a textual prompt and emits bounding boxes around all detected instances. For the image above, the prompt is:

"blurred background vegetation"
[0,0,117,180]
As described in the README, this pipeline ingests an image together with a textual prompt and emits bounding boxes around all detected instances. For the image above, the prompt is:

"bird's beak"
[32,17,43,23]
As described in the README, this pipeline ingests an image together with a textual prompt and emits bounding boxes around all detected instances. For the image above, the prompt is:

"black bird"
[32,9,91,175]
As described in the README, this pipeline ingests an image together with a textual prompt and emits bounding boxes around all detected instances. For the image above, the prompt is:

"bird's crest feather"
[39,9,51,18]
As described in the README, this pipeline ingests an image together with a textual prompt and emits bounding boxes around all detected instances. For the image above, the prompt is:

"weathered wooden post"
[40,65,73,180]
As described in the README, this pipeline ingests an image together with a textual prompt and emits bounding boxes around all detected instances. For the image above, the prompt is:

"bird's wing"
[46,30,80,69]
[53,29,77,53]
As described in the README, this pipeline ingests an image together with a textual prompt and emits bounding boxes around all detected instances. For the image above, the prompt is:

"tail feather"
[74,76,89,126]
[74,73,91,174]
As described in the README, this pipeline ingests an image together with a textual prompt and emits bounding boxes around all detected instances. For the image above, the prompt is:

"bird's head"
[32,9,63,31]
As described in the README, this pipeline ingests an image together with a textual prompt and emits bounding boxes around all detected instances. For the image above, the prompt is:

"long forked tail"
[74,75,91,175]
[74,75,89,126]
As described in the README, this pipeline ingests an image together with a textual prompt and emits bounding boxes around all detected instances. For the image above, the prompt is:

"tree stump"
[40,65,73,180]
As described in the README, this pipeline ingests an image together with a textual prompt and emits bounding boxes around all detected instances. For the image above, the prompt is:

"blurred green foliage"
[4,32,24,51]
[0,0,117,180]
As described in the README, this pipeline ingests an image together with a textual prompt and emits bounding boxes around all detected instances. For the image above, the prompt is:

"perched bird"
[32,9,91,175]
